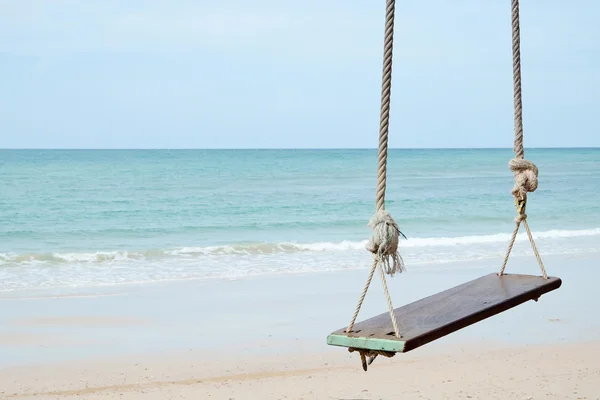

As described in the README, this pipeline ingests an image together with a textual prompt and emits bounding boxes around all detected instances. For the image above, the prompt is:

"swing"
[326,0,562,371]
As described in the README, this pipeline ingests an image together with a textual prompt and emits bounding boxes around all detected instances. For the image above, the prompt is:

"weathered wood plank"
[327,273,561,353]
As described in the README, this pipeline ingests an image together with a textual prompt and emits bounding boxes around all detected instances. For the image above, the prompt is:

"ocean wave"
[0,250,156,265]
[1,227,598,266]
[403,227,600,247]
[160,227,600,255]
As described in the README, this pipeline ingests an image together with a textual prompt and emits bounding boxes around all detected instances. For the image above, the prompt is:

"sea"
[0,148,598,293]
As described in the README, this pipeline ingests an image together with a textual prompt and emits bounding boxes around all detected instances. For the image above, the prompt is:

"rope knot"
[509,158,538,201]
[365,209,406,276]
[349,347,395,371]
[514,213,527,223]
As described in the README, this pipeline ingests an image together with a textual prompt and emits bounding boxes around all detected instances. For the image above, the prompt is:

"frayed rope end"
[365,209,406,276]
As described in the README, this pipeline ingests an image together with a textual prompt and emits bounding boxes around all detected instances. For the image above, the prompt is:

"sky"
[0,0,598,149]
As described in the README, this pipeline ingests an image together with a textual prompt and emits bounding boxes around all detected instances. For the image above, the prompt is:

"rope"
[370,0,405,278]
[347,256,401,338]
[366,210,405,275]
[511,0,524,160]
[347,258,378,334]
[346,0,404,369]
[499,0,548,279]
[348,347,396,372]
[375,0,396,213]
[498,196,548,279]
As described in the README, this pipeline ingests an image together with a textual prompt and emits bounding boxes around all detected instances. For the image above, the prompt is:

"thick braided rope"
[375,0,396,212]
[371,0,404,279]
[511,0,524,160]
[346,0,402,343]
[499,0,547,279]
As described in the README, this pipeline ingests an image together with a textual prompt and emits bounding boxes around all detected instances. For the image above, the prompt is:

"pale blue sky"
[0,0,598,149]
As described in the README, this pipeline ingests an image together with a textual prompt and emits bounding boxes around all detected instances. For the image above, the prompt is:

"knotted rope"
[346,0,404,368]
[366,210,406,276]
[499,0,547,279]
[348,347,396,372]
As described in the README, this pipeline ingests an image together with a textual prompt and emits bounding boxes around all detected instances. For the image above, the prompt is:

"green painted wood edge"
[326,334,406,353]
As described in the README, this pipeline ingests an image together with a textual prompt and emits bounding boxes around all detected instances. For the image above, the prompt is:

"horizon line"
[0,146,598,151]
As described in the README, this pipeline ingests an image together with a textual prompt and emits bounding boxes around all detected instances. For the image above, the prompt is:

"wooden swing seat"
[327,273,561,354]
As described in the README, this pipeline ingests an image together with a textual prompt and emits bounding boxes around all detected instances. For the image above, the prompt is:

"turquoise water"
[0,149,598,292]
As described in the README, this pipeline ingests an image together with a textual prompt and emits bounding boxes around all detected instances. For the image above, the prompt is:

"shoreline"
[1,252,598,398]
[2,228,598,293]
[2,252,597,364]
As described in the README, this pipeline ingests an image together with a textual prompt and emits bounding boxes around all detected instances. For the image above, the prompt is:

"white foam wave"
[166,240,366,256]
[0,227,598,267]
[0,250,148,265]
[402,228,600,247]
[167,227,600,254]
[52,251,143,263]
[0,228,598,292]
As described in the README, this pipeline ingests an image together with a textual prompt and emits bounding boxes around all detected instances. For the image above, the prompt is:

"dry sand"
[2,340,598,400]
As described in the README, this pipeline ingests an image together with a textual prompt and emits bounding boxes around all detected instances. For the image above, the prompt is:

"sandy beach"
[2,0,598,395]
[1,252,599,399]
[2,340,599,399]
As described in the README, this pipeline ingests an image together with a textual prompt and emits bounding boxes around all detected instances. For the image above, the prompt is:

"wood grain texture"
[328,273,562,353]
